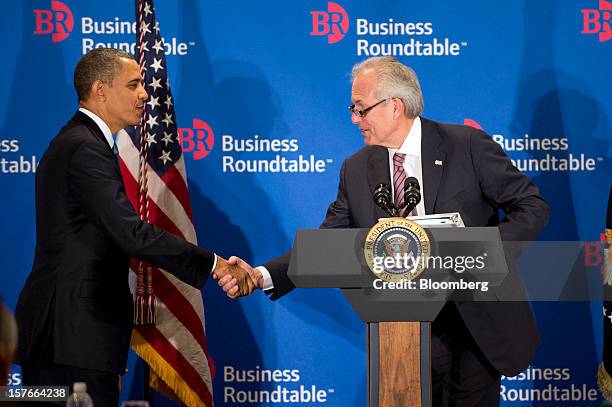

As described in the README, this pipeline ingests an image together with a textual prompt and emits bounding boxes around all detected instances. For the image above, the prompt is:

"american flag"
[116,0,214,405]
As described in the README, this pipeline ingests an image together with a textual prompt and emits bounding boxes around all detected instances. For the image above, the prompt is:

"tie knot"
[112,143,119,157]
[393,152,406,165]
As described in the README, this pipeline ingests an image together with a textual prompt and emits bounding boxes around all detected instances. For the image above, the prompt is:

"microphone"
[373,183,395,216]
[403,177,421,216]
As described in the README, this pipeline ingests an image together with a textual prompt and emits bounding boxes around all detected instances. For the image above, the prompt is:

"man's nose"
[351,113,362,125]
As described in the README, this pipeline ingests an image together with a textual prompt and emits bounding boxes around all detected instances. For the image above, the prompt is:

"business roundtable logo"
[308,2,468,57]
[33,0,74,42]
[463,117,604,173]
[581,0,612,42]
[310,2,349,44]
[178,118,215,160]
[32,1,195,55]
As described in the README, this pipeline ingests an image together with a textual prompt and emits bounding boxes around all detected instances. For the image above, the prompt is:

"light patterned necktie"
[393,153,407,216]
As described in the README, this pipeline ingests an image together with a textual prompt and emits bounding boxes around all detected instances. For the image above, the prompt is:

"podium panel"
[288,227,506,407]
[368,322,431,407]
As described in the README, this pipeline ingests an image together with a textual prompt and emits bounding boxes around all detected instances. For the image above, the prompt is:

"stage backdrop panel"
[1,0,611,405]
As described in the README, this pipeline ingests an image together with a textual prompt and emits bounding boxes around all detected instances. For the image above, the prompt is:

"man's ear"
[91,80,106,102]
[393,98,405,118]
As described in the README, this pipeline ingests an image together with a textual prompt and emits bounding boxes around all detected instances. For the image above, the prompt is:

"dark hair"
[73,48,135,102]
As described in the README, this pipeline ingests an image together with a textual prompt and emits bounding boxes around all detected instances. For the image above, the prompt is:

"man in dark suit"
[218,56,549,405]
[15,48,251,406]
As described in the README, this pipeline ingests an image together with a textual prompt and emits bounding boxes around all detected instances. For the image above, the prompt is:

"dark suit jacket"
[264,117,549,376]
[15,111,214,374]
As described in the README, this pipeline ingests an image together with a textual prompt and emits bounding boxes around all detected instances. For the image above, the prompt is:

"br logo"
[581,0,612,42]
[178,118,214,160]
[33,0,74,43]
[310,2,349,44]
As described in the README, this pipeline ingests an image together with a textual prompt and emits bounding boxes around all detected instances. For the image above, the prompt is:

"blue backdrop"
[1,0,611,405]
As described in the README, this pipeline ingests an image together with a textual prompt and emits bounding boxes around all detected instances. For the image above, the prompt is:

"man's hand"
[214,256,262,299]
[212,256,257,298]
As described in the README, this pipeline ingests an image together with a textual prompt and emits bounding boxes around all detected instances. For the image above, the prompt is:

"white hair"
[351,56,424,118]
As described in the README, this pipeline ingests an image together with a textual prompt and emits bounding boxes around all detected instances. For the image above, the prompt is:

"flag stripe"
[136,325,213,406]
[145,195,186,238]
[118,135,196,242]
[146,168,195,241]
[175,156,189,187]
[132,330,209,407]
[120,153,186,239]
[129,266,215,382]
[151,267,207,349]
[160,165,193,221]
[123,164,212,350]
[128,264,207,331]
[148,294,213,381]
[138,326,209,400]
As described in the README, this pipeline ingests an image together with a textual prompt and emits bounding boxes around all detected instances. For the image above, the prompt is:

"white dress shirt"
[387,116,425,217]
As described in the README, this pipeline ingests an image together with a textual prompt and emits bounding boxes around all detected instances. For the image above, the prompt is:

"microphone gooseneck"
[403,177,421,216]
[373,183,395,217]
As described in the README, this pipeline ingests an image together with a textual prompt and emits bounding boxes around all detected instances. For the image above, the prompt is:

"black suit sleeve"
[263,252,292,300]
[265,160,354,299]
[470,129,550,243]
[68,140,213,289]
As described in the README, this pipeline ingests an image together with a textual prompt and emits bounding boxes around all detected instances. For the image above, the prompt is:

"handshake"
[213,256,263,299]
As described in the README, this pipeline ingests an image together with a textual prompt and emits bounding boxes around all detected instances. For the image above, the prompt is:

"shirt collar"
[78,107,114,149]
[395,116,421,157]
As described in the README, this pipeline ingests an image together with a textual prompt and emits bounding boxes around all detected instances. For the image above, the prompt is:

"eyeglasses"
[348,98,388,118]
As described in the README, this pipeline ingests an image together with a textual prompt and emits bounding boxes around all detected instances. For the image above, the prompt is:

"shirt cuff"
[210,254,218,274]
[257,266,274,291]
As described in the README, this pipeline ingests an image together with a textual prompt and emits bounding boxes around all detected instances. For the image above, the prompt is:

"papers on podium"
[408,212,465,228]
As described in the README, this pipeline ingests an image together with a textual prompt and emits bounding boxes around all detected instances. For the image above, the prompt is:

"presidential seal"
[364,217,431,282]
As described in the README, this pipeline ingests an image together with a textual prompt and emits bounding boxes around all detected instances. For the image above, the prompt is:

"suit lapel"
[366,145,392,220]
[420,117,446,215]
[71,111,111,147]
[71,111,121,173]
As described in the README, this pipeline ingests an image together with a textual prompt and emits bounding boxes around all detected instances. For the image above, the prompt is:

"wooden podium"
[286,227,507,407]
[368,322,430,406]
